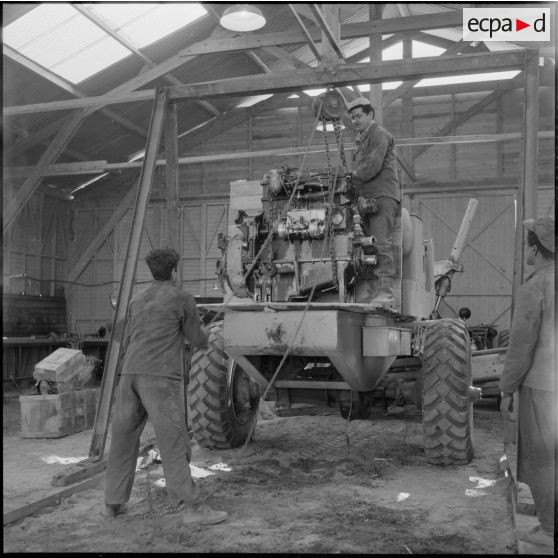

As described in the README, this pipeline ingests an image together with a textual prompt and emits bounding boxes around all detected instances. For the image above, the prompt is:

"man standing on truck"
[347,97,401,307]
[104,248,228,526]
[499,217,555,548]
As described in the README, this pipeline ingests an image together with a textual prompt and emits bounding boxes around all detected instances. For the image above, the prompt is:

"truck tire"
[187,321,260,449]
[421,319,473,466]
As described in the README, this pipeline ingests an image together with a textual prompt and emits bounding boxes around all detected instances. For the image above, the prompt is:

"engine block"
[218,166,379,303]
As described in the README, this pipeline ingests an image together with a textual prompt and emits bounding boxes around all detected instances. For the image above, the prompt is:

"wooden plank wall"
[2,190,71,298]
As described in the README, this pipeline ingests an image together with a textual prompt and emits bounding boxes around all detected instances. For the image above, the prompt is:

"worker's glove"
[499,392,514,420]
[356,196,378,217]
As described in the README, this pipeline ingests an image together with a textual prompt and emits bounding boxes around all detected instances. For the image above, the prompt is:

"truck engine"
[217,164,382,304]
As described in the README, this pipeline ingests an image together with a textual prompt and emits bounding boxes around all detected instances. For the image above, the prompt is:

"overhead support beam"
[309,4,345,61]
[7,131,552,178]
[4,89,156,116]
[6,50,528,116]
[178,12,464,56]
[3,45,148,139]
[288,4,321,61]
[167,50,528,101]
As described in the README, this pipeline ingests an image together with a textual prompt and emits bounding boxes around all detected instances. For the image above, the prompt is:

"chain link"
[333,118,347,168]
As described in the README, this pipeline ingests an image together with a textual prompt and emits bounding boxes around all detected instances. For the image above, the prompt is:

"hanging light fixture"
[220,4,266,32]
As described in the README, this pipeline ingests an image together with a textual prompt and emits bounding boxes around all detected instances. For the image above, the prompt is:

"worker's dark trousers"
[355,196,399,302]
[104,374,199,507]
[517,386,555,533]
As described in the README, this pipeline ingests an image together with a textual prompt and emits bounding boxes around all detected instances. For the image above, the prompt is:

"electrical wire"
[7,273,217,288]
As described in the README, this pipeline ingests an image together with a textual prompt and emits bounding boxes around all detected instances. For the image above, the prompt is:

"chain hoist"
[313,88,347,295]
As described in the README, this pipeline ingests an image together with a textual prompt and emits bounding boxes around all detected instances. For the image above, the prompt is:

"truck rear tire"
[187,321,260,449]
[421,319,474,466]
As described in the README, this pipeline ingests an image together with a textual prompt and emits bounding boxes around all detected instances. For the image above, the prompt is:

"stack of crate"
[19,348,99,438]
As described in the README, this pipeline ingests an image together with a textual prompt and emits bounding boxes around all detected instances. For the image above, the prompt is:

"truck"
[186,90,483,466]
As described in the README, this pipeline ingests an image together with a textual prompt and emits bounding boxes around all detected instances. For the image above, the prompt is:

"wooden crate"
[19,388,99,439]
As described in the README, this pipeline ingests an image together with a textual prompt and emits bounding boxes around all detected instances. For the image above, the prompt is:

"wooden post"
[87,88,168,462]
[369,4,383,124]
[164,102,182,285]
[511,53,539,315]
[401,38,414,186]
[319,5,341,67]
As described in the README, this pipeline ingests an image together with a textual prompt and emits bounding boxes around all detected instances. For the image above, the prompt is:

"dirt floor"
[3,390,516,554]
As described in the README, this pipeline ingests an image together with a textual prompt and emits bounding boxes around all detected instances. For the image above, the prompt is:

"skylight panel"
[236,94,274,108]
[88,3,207,49]
[53,39,132,84]
[417,71,521,88]
[303,88,327,97]
[3,3,207,85]
[3,3,132,84]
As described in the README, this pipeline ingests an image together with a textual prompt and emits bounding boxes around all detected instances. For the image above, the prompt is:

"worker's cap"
[524,217,555,252]
[346,96,373,112]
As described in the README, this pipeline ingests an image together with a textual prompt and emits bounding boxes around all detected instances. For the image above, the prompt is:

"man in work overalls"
[347,97,401,307]
[499,217,555,548]
[104,248,227,525]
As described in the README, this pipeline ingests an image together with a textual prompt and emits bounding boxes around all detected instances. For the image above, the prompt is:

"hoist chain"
[321,117,341,294]
[333,119,347,168]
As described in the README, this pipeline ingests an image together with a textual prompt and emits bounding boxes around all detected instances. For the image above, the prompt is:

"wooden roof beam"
[3,45,148,140]
[5,51,528,116]
[288,4,321,61]
[309,4,345,61]
[178,11,464,57]
[167,50,528,101]
[7,131,553,178]
[3,37,206,233]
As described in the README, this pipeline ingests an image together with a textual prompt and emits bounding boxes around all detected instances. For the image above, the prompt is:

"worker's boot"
[183,503,228,525]
[517,525,554,547]
[373,277,395,308]
[104,503,127,517]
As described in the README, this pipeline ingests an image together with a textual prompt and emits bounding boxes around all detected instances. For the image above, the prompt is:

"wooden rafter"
[309,4,345,61]
[413,73,524,159]
[288,4,321,61]
[178,11,464,57]
[2,36,210,233]
[166,51,528,101]
[3,45,148,140]
[6,131,552,178]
